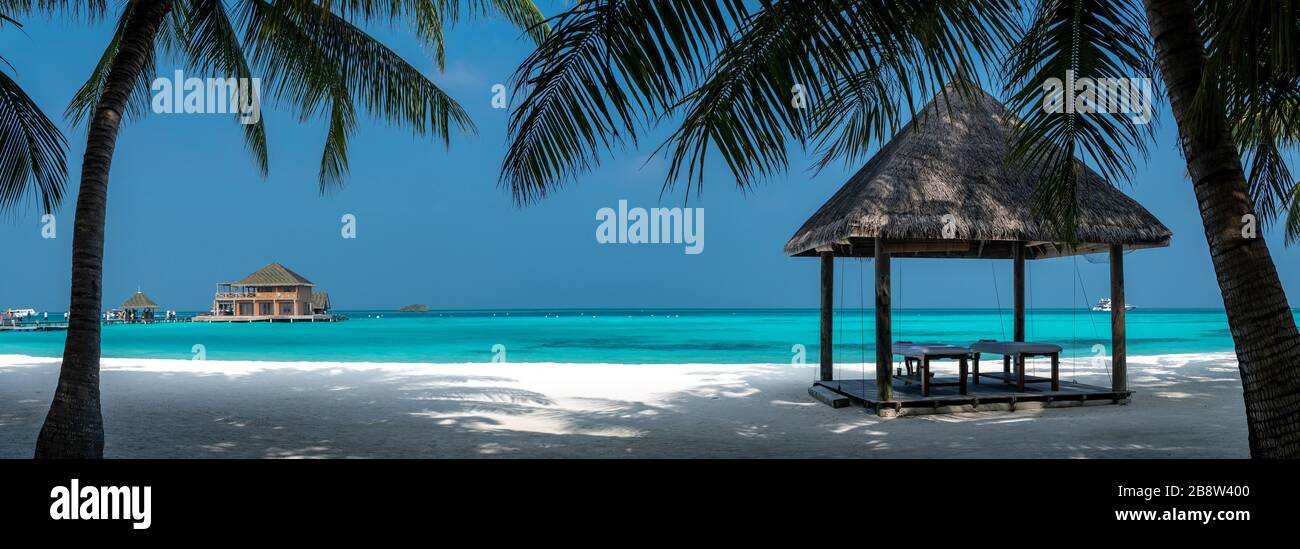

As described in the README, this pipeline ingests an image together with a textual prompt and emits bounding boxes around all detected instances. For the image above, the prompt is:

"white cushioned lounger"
[969,341,1062,355]
[891,342,971,357]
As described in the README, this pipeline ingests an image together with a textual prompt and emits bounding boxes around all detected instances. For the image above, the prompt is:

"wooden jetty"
[1,317,195,331]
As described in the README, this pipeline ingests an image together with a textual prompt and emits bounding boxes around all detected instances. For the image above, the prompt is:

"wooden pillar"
[874,241,892,401]
[1110,245,1126,392]
[819,251,834,381]
[1013,241,1025,342]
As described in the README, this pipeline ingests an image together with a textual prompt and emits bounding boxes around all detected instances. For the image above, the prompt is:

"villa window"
[279,302,294,315]
[259,302,272,316]
[238,302,253,316]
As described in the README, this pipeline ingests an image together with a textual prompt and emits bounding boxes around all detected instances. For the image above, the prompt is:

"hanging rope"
[859,258,867,384]
[1072,256,1111,384]
[1028,258,1045,377]
[990,261,1006,340]
[836,257,845,382]
[1072,254,1079,383]
[1027,259,1034,340]
[895,259,904,373]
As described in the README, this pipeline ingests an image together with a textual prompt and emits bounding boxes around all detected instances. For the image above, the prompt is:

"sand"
[0,353,1248,458]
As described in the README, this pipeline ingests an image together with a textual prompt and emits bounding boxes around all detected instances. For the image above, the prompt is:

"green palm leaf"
[63,0,543,192]
[502,0,1015,204]
[65,3,168,129]
[668,0,1016,192]
[501,0,745,204]
[0,10,66,214]
[1002,0,1159,241]
[0,0,109,20]
[180,0,268,175]
[0,62,66,213]
[1197,0,1300,241]
[237,0,476,191]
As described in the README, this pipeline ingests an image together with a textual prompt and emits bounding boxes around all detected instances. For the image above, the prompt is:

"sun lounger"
[969,340,1063,391]
[891,342,971,396]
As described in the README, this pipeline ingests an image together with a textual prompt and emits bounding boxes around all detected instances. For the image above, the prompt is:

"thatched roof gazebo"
[121,291,161,311]
[788,85,1171,413]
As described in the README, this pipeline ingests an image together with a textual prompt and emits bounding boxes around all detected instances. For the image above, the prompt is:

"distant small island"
[399,304,429,312]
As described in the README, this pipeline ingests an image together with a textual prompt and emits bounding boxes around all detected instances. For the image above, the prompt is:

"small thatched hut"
[121,291,161,321]
[786,86,1171,259]
[311,292,331,314]
[788,84,1170,410]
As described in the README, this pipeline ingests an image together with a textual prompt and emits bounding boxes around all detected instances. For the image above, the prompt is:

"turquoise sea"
[1,308,1282,364]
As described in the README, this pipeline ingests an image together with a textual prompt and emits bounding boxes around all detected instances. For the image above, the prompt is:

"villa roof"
[311,292,330,310]
[233,262,314,286]
[121,291,160,309]
[784,84,1172,260]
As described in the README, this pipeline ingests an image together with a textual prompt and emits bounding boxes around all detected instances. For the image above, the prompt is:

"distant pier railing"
[2,312,351,330]
[1,315,196,331]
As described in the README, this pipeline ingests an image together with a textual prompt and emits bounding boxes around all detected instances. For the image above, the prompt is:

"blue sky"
[0,5,1296,312]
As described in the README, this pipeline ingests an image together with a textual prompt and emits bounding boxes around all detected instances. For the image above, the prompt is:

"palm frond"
[459,0,550,44]
[1198,0,1300,240]
[236,0,475,191]
[1287,178,1300,242]
[1002,0,1159,241]
[0,68,67,214]
[501,0,1015,204]
[0,0,110,20]
[658,0,823,194]
[292,0,549,70]
[64,2,160,128]
[668,0,1017,193]
[181,0,268,175]
[501,0,746,205]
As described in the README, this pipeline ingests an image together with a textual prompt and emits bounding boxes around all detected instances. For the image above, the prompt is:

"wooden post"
[819,251,834,382]
[958,356,968,395]
[874,241,892,401]
[920,356,930,396]
[1110,245,1126,392]
[1015,354,1026,392]
[1050,353,1060,391]
[1013,242,1025,342]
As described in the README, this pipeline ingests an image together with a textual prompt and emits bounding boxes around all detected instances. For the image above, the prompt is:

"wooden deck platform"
[813,376,1131,417]
[191,314,345,323]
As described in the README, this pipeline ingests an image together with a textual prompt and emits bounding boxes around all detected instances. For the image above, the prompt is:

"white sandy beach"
[0,353,1248,458]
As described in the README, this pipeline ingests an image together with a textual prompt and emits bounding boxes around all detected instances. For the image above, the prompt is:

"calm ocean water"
[1,308,1282,364]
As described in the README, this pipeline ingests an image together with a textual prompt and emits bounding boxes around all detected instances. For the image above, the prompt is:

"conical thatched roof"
[311,292,330,310]
[121,291,160,309]
[785,85,1171,259]
[233,262,314,286]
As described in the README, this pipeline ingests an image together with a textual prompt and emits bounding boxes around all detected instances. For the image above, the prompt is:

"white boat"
[1,308,45,330]
[1091,298,1135,312]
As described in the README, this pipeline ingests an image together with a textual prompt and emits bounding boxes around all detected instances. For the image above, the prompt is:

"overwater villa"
[194,262,341,323]
[790,84,1171,416]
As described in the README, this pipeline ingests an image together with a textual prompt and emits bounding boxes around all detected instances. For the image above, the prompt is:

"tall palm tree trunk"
[34,0,172,459]
[1143,0,1300,458]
